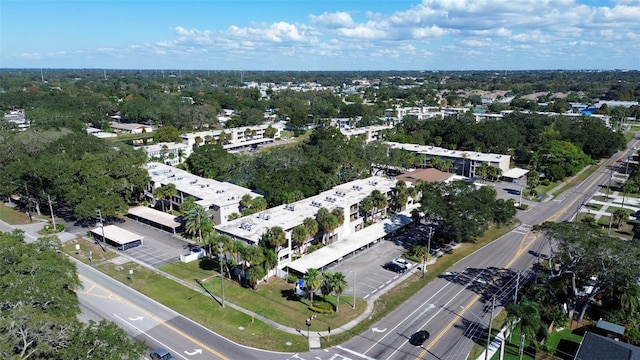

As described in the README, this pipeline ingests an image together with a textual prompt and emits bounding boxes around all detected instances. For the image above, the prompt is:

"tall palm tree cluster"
[303,268,348,313]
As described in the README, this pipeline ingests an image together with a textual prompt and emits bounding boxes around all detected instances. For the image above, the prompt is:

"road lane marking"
[416,156,615,359]
[79,274,229,360]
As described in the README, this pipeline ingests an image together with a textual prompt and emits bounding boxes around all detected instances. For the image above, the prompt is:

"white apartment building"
[137,142,192,165]
[144,162,262,225]
[181,124,283,151]
[214,175,410,269]
[386,142,511,178]
[340,125,394,143]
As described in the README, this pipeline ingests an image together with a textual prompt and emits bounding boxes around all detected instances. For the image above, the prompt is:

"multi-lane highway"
[75,259,292,360]
[295,138,640,360]
[69,135,640,360]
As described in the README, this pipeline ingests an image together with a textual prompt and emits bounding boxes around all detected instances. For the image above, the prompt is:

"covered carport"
[127,206,182,234]
[287,211,414,276]
[90,225,144,251]
[502,167,529,183]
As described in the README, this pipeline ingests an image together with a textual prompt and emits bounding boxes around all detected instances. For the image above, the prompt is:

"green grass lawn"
[160,260,367,331]
[95,260,309,352]
[0,204,33,225]
[64,221,519,351]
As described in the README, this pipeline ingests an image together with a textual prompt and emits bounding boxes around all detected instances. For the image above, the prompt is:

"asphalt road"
[75,258,291,360]
[294,136,640,360]
[34,134,640,360]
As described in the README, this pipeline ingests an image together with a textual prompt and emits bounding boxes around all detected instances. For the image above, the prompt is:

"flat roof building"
[386,141,511,178]
[181,124,282,152]
[136,142,192,165]
[144,162,261,225]
[214,175,413,270]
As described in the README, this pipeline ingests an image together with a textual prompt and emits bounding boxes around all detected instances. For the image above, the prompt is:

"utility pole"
[423,226,433,276]
[47,195,56,229]
[219,242,225,308]
[353,270,356,310]
[96,210,106,251]
[514,272,520,303]
[485,295,496,360]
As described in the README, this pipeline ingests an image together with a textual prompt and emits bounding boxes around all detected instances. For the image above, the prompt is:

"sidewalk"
[0,217,395,350]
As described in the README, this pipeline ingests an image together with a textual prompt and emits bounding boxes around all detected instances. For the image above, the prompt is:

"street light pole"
[424,226,433,276]
[219,242,225,308]
[96,209,106,251]
[353,270,356,310]
[485,295,496,360]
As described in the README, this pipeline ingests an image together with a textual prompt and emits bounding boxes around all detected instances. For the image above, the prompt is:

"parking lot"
[326,222,438,300]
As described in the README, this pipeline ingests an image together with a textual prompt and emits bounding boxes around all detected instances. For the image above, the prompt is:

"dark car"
[150,348,175,360]
[384,262,406,273]
[409,330,430,346]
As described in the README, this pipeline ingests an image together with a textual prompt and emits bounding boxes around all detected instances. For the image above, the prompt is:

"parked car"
[150,348,175,360]
[409,330,430,346]
[392,258,413,268]
[384,262,406,273]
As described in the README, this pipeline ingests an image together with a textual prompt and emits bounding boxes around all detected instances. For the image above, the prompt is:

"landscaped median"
[63,221,517,352]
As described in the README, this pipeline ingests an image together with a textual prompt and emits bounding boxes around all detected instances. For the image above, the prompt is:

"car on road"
[384,262,406,273]
[392,258,413,268]
[409,330,430,346]
[150,348,175,360]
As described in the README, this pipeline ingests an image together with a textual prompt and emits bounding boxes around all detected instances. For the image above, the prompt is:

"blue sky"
[2,0,639,70]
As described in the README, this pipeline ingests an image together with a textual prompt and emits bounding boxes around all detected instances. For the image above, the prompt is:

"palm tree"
[304,268,322,306]
[394,180,410,211]
[412,245,428,275]
[260,226,287,252]
[477,163,491,183]
[460,152,469,177]
[612,209,629,228]
[177,148,186,163]
[504,297,545,350]
[371,190,388,221]
[302,217,318,239]
[621,180,638,209]
[152,186,167,212]
[316,208,340,245]
[161,144,169,160]
[291,225,307,250]
[330,272,347,313]
[183,204,212,244]
[163,183,177,212]
[360,196,374,224]
[331,208,344,227]
[246,265,266,290]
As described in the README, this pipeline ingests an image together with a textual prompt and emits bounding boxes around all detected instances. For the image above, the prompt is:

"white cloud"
[309,11,355,29]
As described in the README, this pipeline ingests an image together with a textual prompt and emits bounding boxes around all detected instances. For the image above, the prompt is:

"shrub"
[310,301,334,314]
[41,223,65,234]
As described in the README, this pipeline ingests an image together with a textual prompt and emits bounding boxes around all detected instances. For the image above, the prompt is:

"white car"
[392,258,413,269]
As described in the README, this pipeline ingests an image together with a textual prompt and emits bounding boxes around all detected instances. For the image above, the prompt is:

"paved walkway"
[0,216,407,350]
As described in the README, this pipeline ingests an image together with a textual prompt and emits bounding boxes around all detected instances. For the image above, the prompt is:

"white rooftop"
[145,162,259,208]
[214,175,399,244]
[287,210,414,274]
[386,141,508,163]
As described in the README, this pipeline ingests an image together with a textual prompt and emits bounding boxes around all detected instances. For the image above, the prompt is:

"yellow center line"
[417,163,613,358]
[79,274,229,360]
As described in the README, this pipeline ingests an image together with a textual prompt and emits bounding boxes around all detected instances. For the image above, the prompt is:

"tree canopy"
[0,230,145,359]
